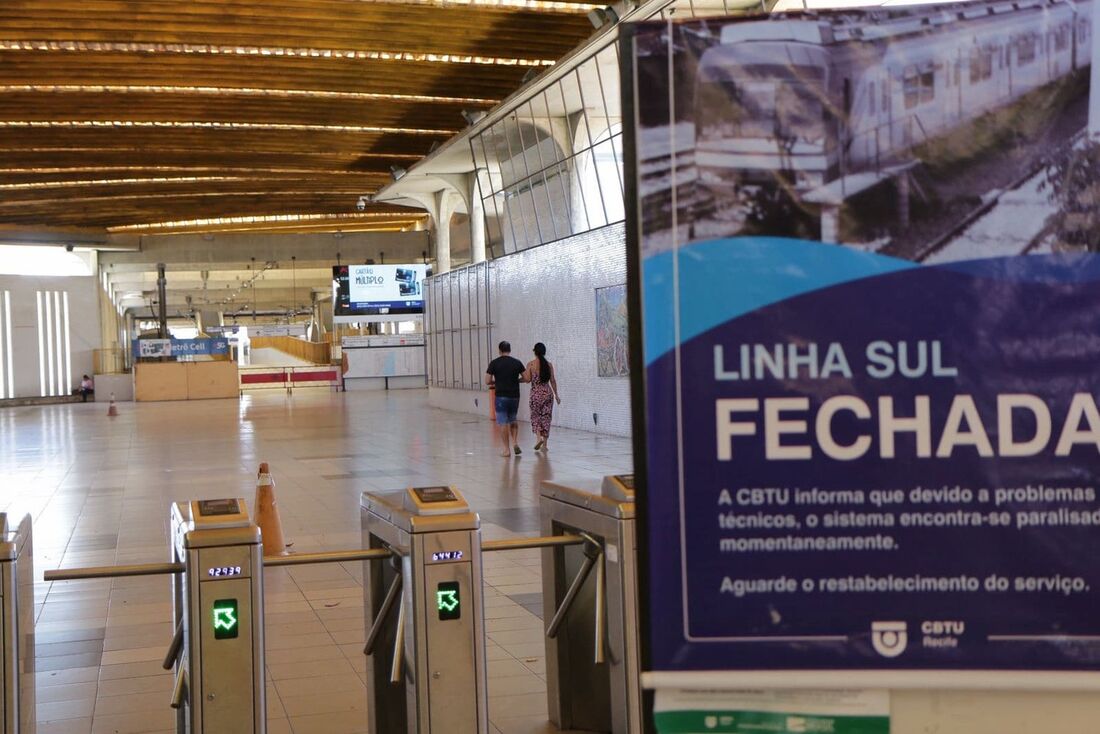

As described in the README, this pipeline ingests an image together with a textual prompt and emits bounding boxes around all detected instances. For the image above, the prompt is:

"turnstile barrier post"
[541,475,641,734]
[170,498,265,734]
[0,514,34,734]
[362,486,489,734]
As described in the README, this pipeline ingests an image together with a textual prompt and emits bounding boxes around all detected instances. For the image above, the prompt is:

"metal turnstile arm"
[170,665,189,710]
[593,544,607,665]
[390,596,406,684]
[546,533,603,640]
[364,571,403,655]
[163,621,184,670]
[265,548,392,567]
[482,534,583,552]
[44,561,185,581]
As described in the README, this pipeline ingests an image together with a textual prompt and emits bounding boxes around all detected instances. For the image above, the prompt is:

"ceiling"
[0,0,597,236]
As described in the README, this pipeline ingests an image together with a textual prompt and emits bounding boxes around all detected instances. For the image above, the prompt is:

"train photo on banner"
[643,0,1094,260]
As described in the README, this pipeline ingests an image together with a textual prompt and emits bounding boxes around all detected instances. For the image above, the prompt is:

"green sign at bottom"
[654,690,889,734]
[655,710,888,734]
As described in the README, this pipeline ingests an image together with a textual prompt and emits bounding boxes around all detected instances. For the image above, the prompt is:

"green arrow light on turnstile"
[436,582,461,621]
[214,607,237,630]
[213,599,240,639]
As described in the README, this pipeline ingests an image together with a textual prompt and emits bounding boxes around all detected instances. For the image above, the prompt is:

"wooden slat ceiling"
[0,0,596,234]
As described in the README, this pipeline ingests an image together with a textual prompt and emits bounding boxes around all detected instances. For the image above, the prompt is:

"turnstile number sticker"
[436,581,461,621]
[432,551,464,562]
[414,486,457,503]
[208,565,243,578]
[213,599,240,639]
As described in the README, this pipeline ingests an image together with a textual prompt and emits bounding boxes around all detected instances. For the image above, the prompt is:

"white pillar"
[433,189,453,275]
[1091,0,1100,137]
[470,170,487,264]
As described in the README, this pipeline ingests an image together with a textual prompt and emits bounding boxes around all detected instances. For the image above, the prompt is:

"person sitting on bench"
[79,375,94,402]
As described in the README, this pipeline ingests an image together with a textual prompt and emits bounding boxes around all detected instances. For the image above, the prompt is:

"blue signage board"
[132,338,229,358]
[625,2,1100,681]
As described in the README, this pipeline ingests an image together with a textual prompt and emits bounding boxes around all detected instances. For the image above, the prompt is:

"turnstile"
[362,486,488,734]
[0,514,33,734]
[541,474,640,734]
[169,499,265,734]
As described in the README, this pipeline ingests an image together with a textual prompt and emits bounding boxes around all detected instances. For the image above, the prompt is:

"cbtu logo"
[871,621,908,658]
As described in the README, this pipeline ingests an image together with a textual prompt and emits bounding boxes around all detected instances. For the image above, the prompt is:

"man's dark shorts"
[495,396,519,425]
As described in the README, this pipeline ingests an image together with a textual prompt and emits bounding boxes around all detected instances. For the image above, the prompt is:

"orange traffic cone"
[254,463,287,557]
[107,393,118,417]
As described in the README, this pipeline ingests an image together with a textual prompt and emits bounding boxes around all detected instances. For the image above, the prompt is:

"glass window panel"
[519,104,545,177]
[507,192,526,252]
[503,114,531,188]
[595,45,622,124]
[565,156,592,233]
[533,90,562,164]
[565,69,592,152]
[485,201,505,253]
[494,120,520,189]
[517,184,540,250]
[531,172,556,243]
[470,133,490,173]
[577,147,609,228]
[594,138,625,223]
[543,167,571,240]
[555,77,581,159]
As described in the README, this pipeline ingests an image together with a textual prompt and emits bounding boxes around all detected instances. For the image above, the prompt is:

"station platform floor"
[0,390,633,734]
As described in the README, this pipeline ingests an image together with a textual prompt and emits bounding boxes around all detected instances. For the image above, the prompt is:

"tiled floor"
[0,390,633,733]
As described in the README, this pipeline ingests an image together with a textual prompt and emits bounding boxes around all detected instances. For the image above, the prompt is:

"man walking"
[486,341,528,457]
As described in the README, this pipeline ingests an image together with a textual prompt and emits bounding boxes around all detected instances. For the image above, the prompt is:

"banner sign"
[135,339,171,359]
[341,335,425,348]
[654,690,889,734]
[251,324,308,338]
[626,0,1100,679]
[133,338,229,358]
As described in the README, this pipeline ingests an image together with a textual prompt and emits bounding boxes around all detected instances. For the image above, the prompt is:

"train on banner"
[624,0,1100,694]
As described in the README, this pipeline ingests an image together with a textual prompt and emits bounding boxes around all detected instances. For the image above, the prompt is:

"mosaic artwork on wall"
[596,283,629,377]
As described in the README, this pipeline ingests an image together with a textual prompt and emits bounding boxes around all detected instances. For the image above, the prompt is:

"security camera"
[356,196,368,211]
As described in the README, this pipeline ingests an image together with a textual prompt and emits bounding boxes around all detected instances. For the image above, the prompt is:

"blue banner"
[628,2,1100,676]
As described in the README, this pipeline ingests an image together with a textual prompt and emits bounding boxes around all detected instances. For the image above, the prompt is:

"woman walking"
[526,343,560,451]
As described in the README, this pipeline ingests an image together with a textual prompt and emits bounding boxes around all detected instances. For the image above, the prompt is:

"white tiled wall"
[0,274,100,399]
[428,223,632,437]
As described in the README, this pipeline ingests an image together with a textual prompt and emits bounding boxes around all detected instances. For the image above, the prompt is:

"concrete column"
[432,189,458,275]
[434,213,451,275]
[470,169,487,264]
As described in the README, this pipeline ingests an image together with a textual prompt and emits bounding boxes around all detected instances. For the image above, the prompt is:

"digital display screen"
[436,582,461,621]
[615,474,635,490]
[197,499,240,517]
[414,486,457,503]
[212,599,239,639]
[332,264,428,316]
[432,551,464,562]
[208,566,243,578]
